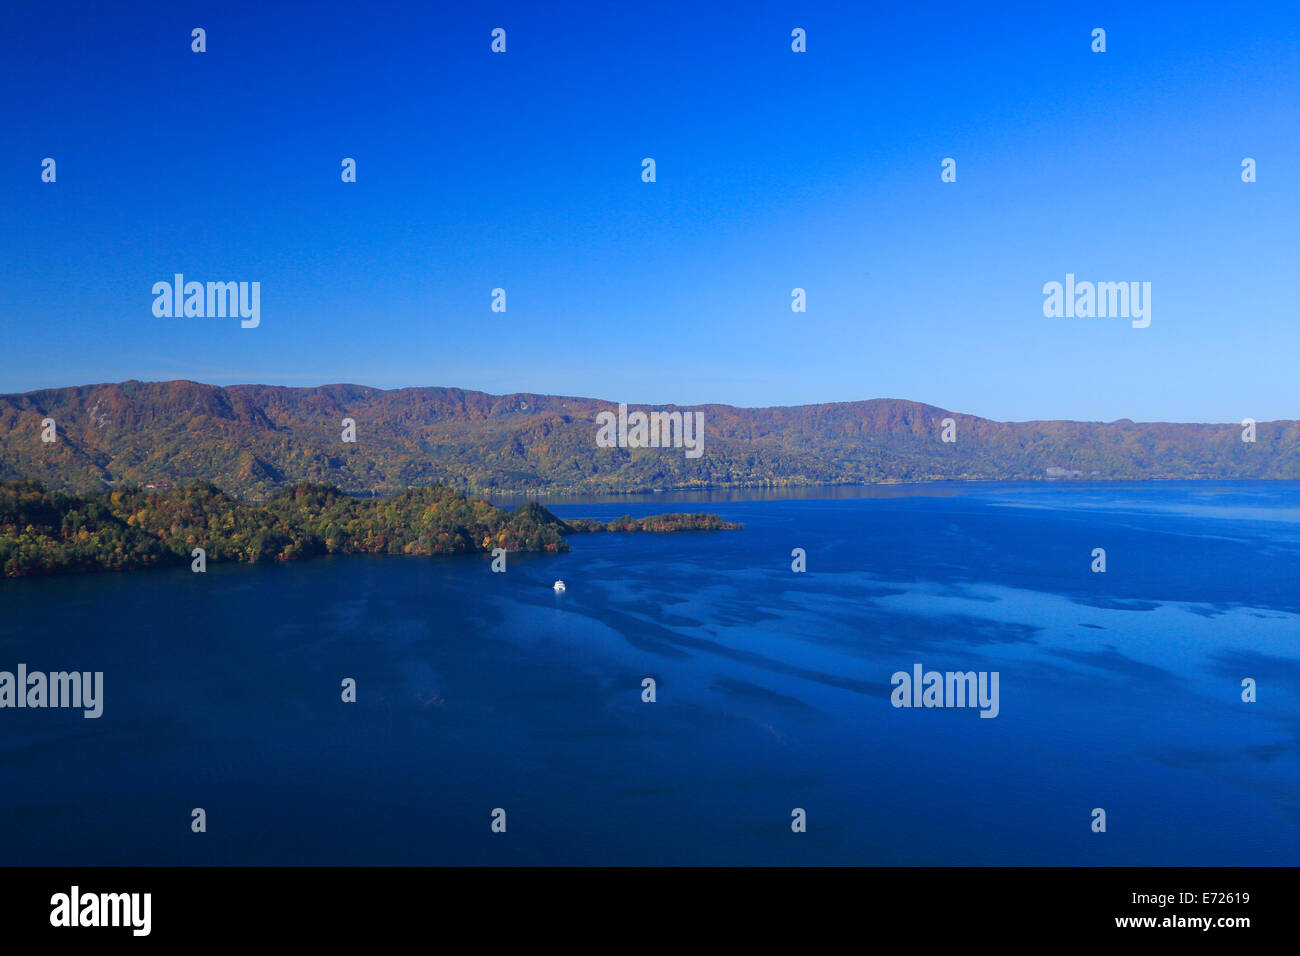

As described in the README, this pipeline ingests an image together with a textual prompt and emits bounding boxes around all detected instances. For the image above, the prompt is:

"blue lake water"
[1,481,1298,865]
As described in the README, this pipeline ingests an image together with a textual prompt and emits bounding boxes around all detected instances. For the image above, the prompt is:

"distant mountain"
[1,380,1296,498]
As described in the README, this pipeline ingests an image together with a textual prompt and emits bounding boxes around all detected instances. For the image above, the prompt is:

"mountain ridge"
[2,380,1296,497]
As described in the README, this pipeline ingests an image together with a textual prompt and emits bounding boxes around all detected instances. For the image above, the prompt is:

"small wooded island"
[0,481,741,578]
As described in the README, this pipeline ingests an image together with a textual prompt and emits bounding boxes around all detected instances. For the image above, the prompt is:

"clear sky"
[2,0,1297,422]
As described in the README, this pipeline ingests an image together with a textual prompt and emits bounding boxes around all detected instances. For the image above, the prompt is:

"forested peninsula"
[0,481,740,578]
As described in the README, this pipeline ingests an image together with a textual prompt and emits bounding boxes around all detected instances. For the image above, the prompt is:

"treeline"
[564,513,742,533]
[0,481,739,578]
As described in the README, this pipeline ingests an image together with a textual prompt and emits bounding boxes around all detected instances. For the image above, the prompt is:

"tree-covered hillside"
[0,480,740,578]
[2,380,1296,499]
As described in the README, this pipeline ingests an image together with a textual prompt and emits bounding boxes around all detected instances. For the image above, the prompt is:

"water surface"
[1,482,1297,864]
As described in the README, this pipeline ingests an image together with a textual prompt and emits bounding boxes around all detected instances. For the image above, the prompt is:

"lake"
[1,481,1297,865]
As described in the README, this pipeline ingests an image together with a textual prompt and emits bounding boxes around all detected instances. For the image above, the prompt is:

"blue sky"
[2,0,1297,422]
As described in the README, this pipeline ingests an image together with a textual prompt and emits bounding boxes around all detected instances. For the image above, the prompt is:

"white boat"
[552,580,566,592]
